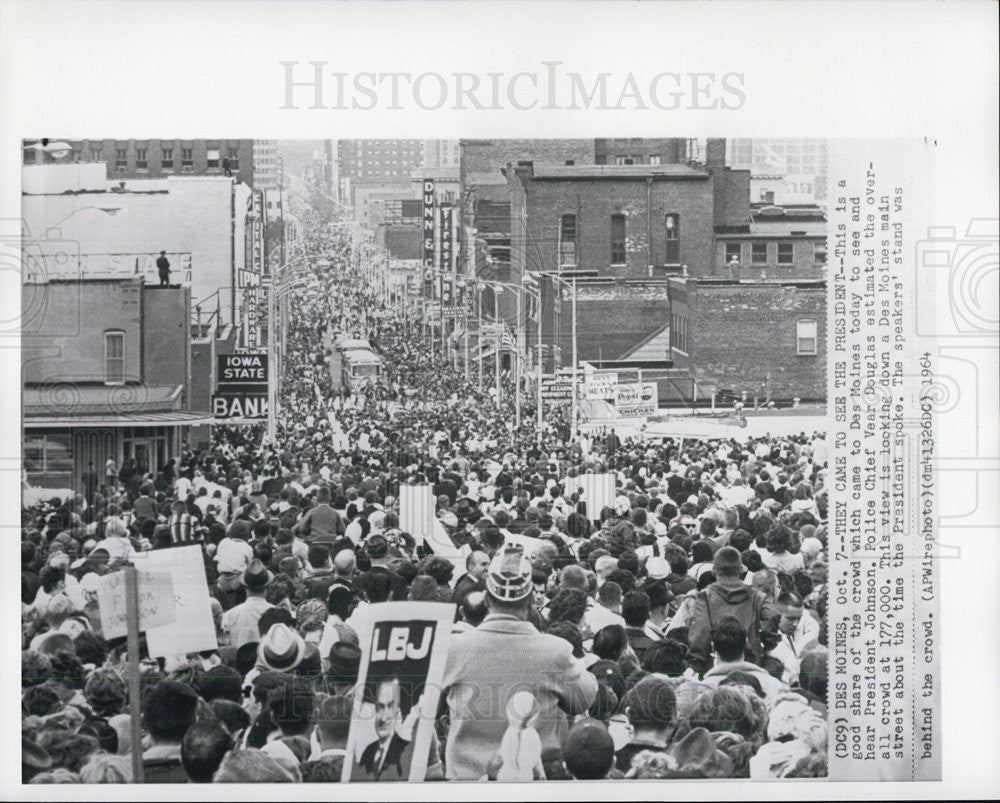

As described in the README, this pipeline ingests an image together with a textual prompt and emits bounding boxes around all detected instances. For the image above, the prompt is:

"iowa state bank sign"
[213,352,269,422]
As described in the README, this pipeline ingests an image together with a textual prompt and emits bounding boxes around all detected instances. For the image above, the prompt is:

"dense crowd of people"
[21,222,829,783]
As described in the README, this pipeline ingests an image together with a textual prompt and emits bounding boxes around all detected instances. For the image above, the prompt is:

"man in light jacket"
[440,545,598,780]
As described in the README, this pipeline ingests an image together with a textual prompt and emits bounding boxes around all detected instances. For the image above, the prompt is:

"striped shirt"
[168,512,198,545]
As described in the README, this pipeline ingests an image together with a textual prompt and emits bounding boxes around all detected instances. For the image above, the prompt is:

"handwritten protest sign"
[97,568,175,640]
[143,545,218,659]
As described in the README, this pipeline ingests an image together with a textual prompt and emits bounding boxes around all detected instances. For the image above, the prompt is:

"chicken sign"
[613,382,659,418]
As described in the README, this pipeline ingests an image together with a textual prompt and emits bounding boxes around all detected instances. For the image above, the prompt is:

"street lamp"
[535,271,579,440]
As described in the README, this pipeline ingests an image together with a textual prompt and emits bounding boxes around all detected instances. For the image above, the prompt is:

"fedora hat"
[258,623,306,672]
[242,558,273,591]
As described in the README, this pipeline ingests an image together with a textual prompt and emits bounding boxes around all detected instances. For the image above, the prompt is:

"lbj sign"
[614,382,659,417]
[213,394,268,421]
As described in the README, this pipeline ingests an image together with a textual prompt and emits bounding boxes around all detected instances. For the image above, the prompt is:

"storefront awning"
[24,410,216,428]
[23,384,185,417]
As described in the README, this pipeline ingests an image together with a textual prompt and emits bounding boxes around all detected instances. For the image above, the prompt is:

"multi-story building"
[667,276,827,402]
[423,139,461,169]
[727,138,828,205]
[22,277,213,494]
[495,139,827,401]
[337,139,423,181]
[593,138,689,166]
[253,140,281,189]
[22,163,253,329]
[24,138,255,187]
[714,203,827,280]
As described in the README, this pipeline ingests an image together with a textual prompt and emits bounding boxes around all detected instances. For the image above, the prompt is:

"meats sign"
[613,382,658,417]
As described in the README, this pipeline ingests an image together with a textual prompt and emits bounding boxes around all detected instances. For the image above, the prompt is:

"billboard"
[585,373,619,400]
[613,382,659,417]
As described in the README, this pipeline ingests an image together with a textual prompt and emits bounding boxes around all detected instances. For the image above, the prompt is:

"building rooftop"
[513,163,709,180]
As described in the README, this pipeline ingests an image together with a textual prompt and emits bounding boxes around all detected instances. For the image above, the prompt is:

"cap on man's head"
[365,533,388,558]
[485,545,533,602]
[562,718,616,780]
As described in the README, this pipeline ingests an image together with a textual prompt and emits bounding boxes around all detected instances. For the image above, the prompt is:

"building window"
[559,214,578,267]
[226,147,240,169]
[161,148,174,169]
[89,145,103,162]
[614,155,634,165]
[752,242,768,264]
[814,241,828,265]
[665,214,680,263]
[610,214,626,265]
[135,148,148,170]
[207,148,220,169]
[181,148,193,171]
[104,330,125,384]
[115,148,127,172]
[649,155,662,165]
[796,319,818,355]
[777,242,794,264]
[725,243,742,263]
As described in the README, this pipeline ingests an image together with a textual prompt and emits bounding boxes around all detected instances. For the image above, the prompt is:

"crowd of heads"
[22,229,829,782]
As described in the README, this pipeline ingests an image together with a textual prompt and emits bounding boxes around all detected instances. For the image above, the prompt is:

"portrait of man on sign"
[347,614,447,782]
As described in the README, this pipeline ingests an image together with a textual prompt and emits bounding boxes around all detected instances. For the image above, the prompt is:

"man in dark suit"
[355,680,441,781]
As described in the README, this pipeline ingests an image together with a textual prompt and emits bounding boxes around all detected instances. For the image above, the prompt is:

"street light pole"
[571,276,578,440]
[266,273,277,442]
[477,284,483,391]
[536,287,543,445]
[515,288,521,429]
[494,290,501,408]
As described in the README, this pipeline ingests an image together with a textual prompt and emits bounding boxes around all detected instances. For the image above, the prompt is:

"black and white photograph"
[17,134,831,783]
[2,1,997,800]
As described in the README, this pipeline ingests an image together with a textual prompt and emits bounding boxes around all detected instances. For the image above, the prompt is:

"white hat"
[645,556,671,581]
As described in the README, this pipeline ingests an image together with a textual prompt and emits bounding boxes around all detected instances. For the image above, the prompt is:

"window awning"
[24,410,216,428]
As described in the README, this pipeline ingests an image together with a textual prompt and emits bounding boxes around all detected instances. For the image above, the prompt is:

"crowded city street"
[20,141,830,784]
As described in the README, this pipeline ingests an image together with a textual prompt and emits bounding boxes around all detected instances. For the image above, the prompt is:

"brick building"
[337,139,423,181]
[506,161,728,279]
[714,203,827,279]
[667,277,826,402]
[23,139,255,186]
[22,278,213,494]
[22,163,253,332]
[594,138,689,165]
